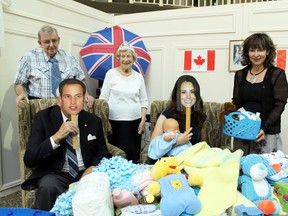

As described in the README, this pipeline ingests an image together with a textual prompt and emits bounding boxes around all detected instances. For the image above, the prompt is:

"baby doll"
[148,118,192,160]
[162,118,181,141]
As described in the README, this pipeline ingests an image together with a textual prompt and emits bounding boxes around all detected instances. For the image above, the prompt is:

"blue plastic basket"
[0,208,55,216]
[223,111,261,140]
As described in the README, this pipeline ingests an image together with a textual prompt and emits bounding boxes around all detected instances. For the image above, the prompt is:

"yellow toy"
[146,157,203,216]
[151,156,181,179]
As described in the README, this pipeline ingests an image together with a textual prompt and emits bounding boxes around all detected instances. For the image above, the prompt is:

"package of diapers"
[72,172,114,216]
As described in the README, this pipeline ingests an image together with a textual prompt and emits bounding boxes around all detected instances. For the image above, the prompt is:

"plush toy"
[239,154,281,215]
[131,169,159,203]
[150,156,181,180]
[146,157,202,216]
[218,101,237,124]
[112,188,139,208]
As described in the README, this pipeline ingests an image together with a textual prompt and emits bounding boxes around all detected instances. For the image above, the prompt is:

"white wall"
[1,0,288,197]
[114,0,288,151]
[0,0,112,197]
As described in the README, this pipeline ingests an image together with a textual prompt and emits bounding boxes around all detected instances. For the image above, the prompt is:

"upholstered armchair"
[149,100,231,149]
[203,102,231,148]
[17,98,126,208]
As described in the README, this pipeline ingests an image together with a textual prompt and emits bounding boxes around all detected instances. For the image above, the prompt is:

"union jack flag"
[80,25,151,81]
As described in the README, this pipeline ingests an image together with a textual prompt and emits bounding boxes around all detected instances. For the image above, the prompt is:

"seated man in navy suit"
[21,78,111,210]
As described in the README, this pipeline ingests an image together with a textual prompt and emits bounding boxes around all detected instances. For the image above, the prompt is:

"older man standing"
[14,24,93,107]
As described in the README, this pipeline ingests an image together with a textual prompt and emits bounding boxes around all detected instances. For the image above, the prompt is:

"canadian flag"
[184,50,215,71]
[276,50,288,72]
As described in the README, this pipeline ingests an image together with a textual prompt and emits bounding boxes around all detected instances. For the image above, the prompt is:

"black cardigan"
[232,66,288,134]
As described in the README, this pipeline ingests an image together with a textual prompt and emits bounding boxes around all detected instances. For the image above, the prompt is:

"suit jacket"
[21,105,111,190]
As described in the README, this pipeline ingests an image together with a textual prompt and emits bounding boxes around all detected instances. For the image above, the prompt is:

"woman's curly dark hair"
[167,75,206,129]
[241,32,276,68]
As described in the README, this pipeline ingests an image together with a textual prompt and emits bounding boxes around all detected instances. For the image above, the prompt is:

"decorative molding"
[0,185,21,198]
[1,0,12,9]
[70,40,84,48]
[0,179,21,193]
[39,0,112,23]
[3,7,99,34]
[118,10,237,24]
[246,7,288,32]
[176,43,227,50]
[116,12,237,37]
[4,27,37,39]
[69,40,84,57]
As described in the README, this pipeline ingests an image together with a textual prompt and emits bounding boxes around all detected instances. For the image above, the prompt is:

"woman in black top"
[150,75,207,159]
[233,32,288,155]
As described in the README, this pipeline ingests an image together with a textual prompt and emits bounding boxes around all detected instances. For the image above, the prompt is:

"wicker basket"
[223,111,261,140]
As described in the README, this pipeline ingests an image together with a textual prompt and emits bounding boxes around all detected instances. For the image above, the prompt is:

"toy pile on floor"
[50,142,288,216]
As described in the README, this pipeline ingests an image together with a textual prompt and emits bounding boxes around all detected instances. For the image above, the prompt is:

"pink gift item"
[112,188,139,208]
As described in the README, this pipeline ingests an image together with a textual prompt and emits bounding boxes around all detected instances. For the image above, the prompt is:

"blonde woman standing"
[100,42,148,163]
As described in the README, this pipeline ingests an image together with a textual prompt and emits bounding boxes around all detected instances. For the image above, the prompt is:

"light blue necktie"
[66,133,79,178]
[49,58,61,97]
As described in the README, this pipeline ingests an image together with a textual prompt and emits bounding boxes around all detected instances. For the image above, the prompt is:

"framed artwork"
[229,40,244,72]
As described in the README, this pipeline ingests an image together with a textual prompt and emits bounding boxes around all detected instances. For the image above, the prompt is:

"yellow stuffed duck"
[146,157,203,216]
[239,154,281,215]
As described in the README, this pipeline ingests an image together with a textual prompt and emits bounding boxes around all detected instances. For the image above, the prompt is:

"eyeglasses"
[41,39,59,45]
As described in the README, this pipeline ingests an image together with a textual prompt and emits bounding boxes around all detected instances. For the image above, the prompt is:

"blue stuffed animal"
[146,157,202,216]
[156,174,201,216]
[239,154,281,215]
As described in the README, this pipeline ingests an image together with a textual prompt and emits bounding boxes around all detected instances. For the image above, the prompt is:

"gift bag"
[72,172,114,216]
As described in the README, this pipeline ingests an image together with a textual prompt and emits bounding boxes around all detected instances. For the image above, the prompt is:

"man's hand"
[52,121,78,143]
[16,93,29,106]
[85,94,94,108]
[15,84,29,106]
[81,166,96,178]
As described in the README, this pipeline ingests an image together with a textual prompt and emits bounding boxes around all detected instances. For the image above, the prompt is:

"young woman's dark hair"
[167,75,206,129]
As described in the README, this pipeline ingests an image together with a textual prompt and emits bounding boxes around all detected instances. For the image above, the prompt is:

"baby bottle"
[112,188,139,208]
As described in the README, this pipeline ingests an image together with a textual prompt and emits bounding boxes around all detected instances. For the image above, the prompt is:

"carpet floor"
[0,191,22,207]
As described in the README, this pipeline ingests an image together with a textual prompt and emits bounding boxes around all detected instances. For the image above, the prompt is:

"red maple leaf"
[194,55,205,66]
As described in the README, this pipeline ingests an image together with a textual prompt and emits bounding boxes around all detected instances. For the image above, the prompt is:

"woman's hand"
[138,120,145,135]
[256,129,265,142]
[176,127,193,145]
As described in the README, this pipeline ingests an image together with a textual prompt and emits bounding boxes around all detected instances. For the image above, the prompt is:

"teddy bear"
[146,157,203,216]
[218,101,237,124]
[238,154,281,215]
